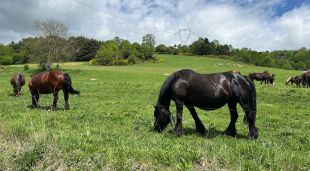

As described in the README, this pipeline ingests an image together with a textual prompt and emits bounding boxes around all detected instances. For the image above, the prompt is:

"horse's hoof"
[175,129,182,136]
[223,128,237,137]
[248,131,259,140]
[196,127,206,135]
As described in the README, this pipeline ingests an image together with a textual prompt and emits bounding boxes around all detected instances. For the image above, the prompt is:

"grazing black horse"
[153,69,258,139]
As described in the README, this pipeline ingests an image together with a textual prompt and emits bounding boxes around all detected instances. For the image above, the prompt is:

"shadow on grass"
[8,93,24,97]
[162,127,248,139]
[26,105,64,111]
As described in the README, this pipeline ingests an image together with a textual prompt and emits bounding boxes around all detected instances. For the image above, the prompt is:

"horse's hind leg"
[186,105,206,135]
[224,102,238,137]
[52,91,58,110]
[63,90,69,110]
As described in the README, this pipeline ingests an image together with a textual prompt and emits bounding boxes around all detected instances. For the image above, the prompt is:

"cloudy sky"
[0,0,309,51]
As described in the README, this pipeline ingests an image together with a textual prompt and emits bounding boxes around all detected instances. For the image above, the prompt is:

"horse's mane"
[157,72,180,105]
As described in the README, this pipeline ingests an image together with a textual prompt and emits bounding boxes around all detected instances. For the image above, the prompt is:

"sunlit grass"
[0,54,309,170]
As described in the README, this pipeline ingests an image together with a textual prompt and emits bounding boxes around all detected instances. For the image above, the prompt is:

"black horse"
[153,69,258,139]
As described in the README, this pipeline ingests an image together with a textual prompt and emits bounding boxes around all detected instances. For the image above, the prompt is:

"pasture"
[0,54,309,170]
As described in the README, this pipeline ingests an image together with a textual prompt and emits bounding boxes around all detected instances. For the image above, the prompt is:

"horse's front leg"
[175,101,184,136]
[186,105,206,135]
[31,92,39,108]
[52,91,59,110]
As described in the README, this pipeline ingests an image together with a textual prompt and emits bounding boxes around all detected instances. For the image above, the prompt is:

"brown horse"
[28,70,80,110]
[301,70,310,87]
[10,73,25,96]
[248,70,270,84]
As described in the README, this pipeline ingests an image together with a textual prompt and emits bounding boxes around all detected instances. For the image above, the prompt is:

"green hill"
[0,54,309,170]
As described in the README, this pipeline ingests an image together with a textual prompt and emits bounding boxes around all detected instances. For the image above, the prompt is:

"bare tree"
[33,18,71,71]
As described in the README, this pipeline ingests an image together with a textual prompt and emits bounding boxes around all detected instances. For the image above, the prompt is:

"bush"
[24,64,29,71]
[89,59,99,65]
[128,55,138,64]
[0,55,12,65]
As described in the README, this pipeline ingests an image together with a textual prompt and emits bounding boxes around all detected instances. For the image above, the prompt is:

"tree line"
[0,19,157,70]
[0,19,310,70]
[155,38,310,70]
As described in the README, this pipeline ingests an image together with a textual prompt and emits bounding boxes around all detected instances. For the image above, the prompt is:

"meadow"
[0,54,309,170]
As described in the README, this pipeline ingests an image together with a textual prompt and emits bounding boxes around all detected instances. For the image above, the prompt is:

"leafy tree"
[69,36,102,61]
[0,44,15,65]
[190,38,207,55]
[119,40,132,58]
[95,40,120,65]
[155,44,167,54]
[142,34,155,59]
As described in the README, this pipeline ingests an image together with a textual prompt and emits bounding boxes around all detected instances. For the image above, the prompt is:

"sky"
[0,0,310,51]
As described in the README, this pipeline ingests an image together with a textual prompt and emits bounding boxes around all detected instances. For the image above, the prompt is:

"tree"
[33,18,71,71]
[95,40,120,65]
[190,37,207,55]
[0,44,15,65]
[119,40,132,58]
[155,44,167,54]
[68,36,102,61]
[142,34,155,59]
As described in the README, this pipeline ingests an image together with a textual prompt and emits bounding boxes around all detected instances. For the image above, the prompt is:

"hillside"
[0,54,309,170]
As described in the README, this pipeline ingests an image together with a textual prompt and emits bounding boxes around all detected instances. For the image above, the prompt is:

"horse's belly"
[193,100,227,110]
[31,85,55,94]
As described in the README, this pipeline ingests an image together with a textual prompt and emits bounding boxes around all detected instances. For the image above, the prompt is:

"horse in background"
[153,69,258,139]
[10,73,25,96]
[248,70,270,84]
[267,74,276,85]
[28,70,80,110]
[301,70,310,87]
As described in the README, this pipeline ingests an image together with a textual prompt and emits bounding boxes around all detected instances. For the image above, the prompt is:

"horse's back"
[171,70,245,109]
[29,70,65,94]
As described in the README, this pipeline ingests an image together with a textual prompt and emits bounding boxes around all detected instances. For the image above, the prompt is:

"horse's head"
[14,74,23,96]
[153,105,173,132]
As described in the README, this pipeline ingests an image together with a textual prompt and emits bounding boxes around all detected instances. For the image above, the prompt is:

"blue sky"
[1,0,310,51]
[275,0,306,16]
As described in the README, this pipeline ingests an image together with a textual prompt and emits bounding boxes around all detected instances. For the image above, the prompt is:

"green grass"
[0,54,309,170]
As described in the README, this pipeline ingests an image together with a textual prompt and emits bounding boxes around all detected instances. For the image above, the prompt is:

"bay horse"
[10,73,25,96]
[153,69,258,139]
[28,70,80,110]
[248,70,270,84]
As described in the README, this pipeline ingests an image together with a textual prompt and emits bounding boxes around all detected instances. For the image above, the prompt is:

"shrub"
[24,64,30,71]
[128,55,138,64]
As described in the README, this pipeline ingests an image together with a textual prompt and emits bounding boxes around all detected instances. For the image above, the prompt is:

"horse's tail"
[243,76,257,124]
[63,73,80,95]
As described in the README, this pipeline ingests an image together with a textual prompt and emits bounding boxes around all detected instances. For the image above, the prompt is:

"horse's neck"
[157,92,171,108]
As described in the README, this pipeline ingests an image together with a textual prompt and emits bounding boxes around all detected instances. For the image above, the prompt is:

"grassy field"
[0,54,309,170]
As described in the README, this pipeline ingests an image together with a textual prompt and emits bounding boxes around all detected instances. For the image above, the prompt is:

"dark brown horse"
[248,70,270,84]
[301,70,310,87]
[10,73,25,96]
[28,70,80,110]
[267,74,276,85]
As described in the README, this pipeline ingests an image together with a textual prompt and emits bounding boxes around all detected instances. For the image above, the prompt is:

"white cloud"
[0,0,310,51]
